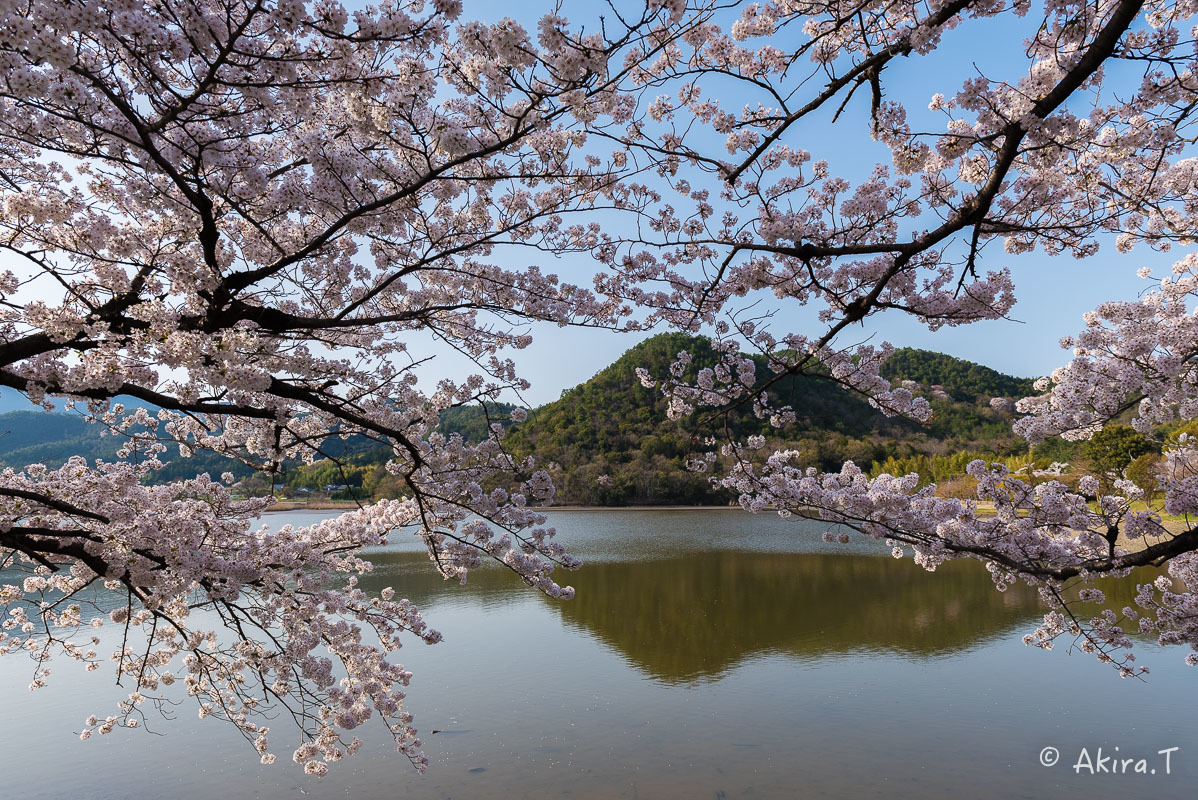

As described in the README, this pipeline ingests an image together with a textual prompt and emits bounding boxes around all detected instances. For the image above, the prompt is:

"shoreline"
[259,501,1192,550]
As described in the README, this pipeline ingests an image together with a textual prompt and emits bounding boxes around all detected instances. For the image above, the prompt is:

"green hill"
[500,334,1033,505]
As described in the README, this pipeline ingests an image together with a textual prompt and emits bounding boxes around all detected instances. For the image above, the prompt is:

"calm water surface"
[1,509,1194,799]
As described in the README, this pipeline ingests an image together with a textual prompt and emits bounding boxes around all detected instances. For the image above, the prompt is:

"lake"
[1,508,1194,799]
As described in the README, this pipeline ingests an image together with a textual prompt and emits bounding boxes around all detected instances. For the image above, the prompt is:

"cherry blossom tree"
[604,0,1198,677]
[0,0,707,773]
[7,0,1198,776]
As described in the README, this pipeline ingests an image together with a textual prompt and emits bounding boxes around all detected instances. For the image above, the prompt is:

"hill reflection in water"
[551,551,1042,683]
[357,546,1156,686]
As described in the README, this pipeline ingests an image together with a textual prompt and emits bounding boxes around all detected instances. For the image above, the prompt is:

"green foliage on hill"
[881,348,1038,401]
[437,402,516,443]
[500,334,1035,505]
[508,333,915,453]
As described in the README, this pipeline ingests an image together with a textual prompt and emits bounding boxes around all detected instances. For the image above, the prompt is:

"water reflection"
[553,552,1043,682]
[359,546,1161,686]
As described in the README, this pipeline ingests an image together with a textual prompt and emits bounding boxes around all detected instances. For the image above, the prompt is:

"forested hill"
[506,333,915,457]
[879,349,1037,401]
[500,334,1036,505]
[0,411,100,464]
[0,334,1038,505]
